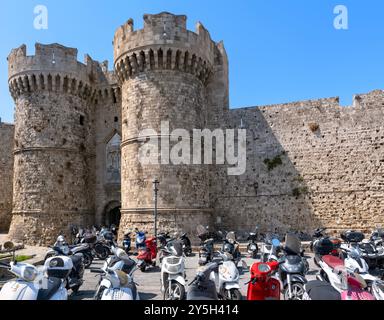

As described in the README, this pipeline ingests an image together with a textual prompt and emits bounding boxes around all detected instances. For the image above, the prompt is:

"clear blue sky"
[1,0,384,123]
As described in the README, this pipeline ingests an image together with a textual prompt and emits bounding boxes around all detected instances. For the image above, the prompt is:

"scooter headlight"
[258,263,271,273]
[22,266,38,282]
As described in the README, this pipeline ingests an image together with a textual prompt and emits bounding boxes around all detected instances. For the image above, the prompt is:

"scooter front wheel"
[222,288,242,300]
[284,283,305,300]
[164,281,185,300]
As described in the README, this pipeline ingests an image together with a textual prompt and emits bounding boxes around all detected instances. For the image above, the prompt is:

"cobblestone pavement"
[70,252,320,300]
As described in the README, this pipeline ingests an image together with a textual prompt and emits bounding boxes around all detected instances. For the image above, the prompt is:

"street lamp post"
[153,178,160,242]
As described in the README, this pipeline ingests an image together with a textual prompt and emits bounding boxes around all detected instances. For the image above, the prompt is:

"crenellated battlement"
[7,43,119,103]
[113,12,218,84]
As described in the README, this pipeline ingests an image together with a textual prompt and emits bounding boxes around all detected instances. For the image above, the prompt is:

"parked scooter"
[137,236,157,272]
[180,233,192,257]
[197,225,215,266]
[123,232,132,254]
[310,227,342,257]
[246,239,283,300]
[187,262,219,300]
[247,227,259,259]
[160,239,186,300]
[80,232,111,261]
[46,235,93,268]
[317,265,375,300]
[216,251,242,300]
[91,247,140,300]
[0,242,73,300]
[278,233,308,300]
[220,231,241,266]
[43,242,85,293]
[135,229,147,250]
[260,233,282,262]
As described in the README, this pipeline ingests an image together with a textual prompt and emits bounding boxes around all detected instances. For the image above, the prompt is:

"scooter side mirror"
[3,241,14,251]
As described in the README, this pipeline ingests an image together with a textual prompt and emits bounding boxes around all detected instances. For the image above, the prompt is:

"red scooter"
[246,260,281,300]
[247,238,284,300]
[137,237,157,272]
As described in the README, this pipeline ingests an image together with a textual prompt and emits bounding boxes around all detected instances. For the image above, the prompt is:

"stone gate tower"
[7,44,98,245]
[114,12,228,238]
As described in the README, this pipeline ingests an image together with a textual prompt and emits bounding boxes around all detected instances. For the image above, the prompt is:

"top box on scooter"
[341,230,365,243]
[83,234,97,244]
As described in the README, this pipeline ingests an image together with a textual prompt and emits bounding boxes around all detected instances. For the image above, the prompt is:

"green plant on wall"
[292,187,309,197]
[264,155,283,171]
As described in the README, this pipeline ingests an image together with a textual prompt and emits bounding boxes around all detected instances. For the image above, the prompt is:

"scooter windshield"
[226,232,236,244]
[284,233,301,255]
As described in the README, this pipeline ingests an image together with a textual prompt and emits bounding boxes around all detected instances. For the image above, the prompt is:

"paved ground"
[70,252,320,300]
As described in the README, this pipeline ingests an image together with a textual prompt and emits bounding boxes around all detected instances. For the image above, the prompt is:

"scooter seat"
[37,278,62,300]
[322,255,344,269]
[305,281,341,300]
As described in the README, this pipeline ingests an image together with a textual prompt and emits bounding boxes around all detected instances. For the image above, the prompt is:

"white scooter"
[343,247,384,298]
[260,233,281,262]
[0,242,73,300]
[92,246,140,300]
[216,251,242,300]
[160,239,186,300]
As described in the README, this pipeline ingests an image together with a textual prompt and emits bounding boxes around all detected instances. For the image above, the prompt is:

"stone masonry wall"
[214,90,384,237]
[0,122,14,232]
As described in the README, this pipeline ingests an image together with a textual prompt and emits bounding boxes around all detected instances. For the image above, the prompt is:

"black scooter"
[187,262,218,300]
[197,225,215,266]
[278,233,308,300]
[247,227,259,259]
[45,245,85,293]
[180,233,192,256]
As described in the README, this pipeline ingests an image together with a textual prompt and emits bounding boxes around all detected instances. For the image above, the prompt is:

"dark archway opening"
[106,206,121,228]
[104,201,121,229]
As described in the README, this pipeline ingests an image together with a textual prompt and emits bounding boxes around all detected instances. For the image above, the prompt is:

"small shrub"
[308,122,319,132]
[264,155,283,171]
[292,187,309,197]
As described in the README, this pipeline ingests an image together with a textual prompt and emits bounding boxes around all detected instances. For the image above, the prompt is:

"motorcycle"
[278,233,308,300]
[370,228,384,248]
[80,232,111,261]
[92,246,140,300]
[197,225,215,266]
[0,242,73,300]
[216,251,242,300]
[123,232,132,254]
[246,238,283,300]
[247,227,259,259]
[45,235,93,268]
[360,240,384,270]
[187,262,219,300]
[137,236,157,272]
[160,239,186,300]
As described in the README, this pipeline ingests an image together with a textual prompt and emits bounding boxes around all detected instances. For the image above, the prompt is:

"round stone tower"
[7,43,96,245]
[114,12,218,239]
